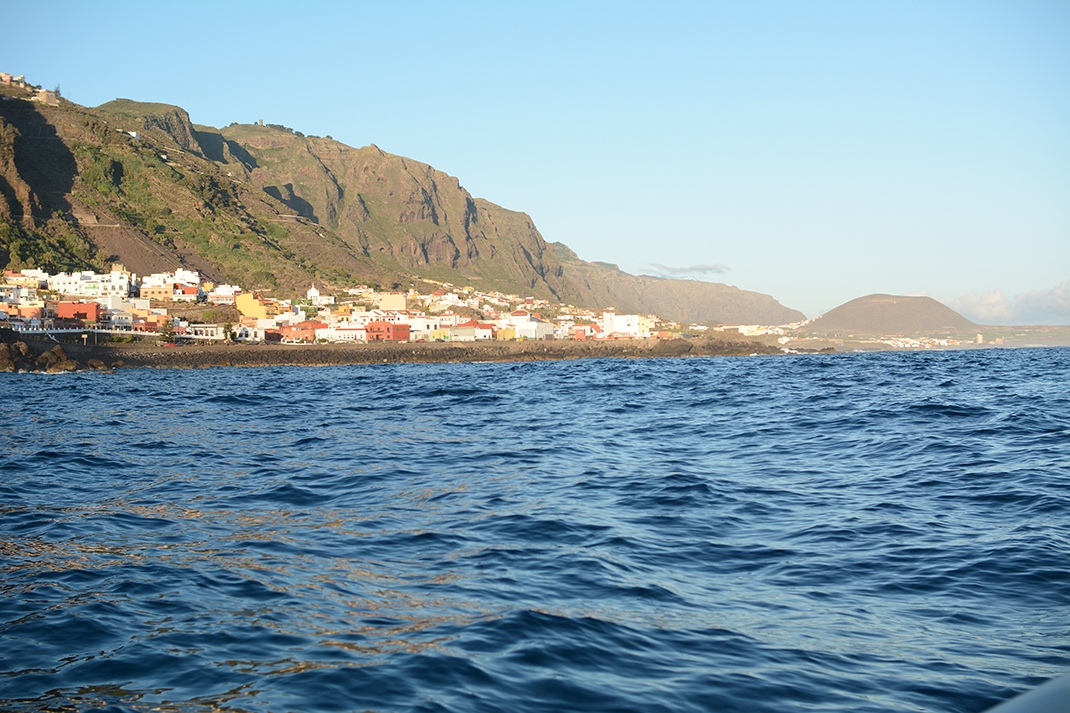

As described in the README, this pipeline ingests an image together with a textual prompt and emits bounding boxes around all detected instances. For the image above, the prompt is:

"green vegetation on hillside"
[0,88,804,323]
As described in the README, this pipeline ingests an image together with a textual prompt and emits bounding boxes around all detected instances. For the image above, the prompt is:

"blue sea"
[1,348,1068,712]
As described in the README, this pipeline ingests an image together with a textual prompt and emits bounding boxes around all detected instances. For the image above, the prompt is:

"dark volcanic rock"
[0,329,86,372]
[68,336,779,371]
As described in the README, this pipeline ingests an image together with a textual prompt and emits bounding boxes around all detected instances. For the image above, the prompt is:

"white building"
[499,309,535,328]
[436,311,464,328]
[255,310,305,330]
[48,270,133,298]
[110,311,134,329]
[0,285,29,303]
[3,269,49,288]
[349,309,408,326]
[449,321,495,341]
[315,325,367,342]
[307,284,335,307]
[173,284,202,302]
[141,269,201,288]
[514,320,555,340]
[599,310,653,338]
[207,284,242,305]
[403,315,443,340]
[496,309,554,340]
[185,324,227,340]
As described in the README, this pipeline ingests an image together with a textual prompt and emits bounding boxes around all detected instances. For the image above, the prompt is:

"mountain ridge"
[1,86,803,324]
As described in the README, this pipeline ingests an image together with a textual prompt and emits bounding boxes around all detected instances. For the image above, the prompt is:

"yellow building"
[496,327,516,341]
[236,293,281,320]
[377,293,407,310]
[429,328,452,342]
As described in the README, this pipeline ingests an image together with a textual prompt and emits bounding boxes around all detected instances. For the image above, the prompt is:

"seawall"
[40,336,782,370]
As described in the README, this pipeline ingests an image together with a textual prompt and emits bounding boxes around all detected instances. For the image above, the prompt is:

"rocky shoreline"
[1,328,793,372]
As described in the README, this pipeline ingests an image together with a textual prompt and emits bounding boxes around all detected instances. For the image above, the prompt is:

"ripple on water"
[0,348,1068,712]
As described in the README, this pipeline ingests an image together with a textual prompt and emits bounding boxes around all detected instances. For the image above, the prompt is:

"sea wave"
[1,348,1068,711]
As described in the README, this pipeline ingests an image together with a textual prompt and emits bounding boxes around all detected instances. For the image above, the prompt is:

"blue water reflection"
[1,349,1068,711]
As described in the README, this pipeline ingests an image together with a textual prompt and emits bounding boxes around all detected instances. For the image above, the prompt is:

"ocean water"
[1,348,1068,713]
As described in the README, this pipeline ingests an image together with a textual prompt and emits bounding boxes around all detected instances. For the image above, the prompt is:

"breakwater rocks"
[0,328,108,373]
[50,335,784,371]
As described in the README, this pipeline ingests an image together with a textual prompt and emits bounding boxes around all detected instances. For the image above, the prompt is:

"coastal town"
[1,265,769,345]
[5,266,1054,355]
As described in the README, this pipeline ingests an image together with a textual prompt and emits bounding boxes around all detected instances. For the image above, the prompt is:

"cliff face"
[213,124,574,299]
[0,115,36,223]
[0,90,804,323]
[95,99,202,153]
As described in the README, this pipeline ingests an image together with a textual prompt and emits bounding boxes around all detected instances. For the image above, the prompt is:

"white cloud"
[647,263,731,277]
[951,280,1070,325]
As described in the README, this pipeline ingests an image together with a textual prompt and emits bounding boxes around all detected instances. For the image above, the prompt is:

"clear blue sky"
[4,1,1068,322]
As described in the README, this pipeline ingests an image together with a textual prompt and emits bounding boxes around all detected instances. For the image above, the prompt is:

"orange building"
[140,285,175,301]
[57,301,103,322]
[279,320,327,343]
[365,321,410,342]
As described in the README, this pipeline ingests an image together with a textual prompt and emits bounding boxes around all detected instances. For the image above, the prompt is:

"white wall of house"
[316,326,367,342]
[599,312,652,337]
[208,285,242,304]
[48,270,132,297]
[186,324,226,339]
[143,269,200,288]
[403,315,442,340]
[110,312,134,328]
[515,321,554,340]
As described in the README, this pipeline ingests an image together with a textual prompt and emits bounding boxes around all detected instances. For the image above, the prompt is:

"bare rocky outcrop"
[35,344,79,372]
[0,338,33,372]
[0,329,86,372]
[95,99,204,154]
